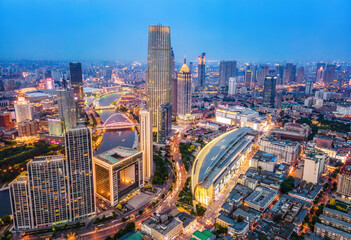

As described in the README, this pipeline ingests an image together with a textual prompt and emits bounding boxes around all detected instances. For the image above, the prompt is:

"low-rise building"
[314,222,351,240]
[245,186,278,212]
[141,214,183,240]
[250,150,277,172]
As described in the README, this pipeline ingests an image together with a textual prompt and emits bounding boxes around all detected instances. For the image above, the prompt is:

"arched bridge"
[99,113,138,130]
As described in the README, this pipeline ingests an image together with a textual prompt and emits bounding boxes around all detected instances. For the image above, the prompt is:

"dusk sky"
[0,0,350,62]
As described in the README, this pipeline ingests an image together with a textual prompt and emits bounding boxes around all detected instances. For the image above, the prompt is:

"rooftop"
[142,214,182,236]
[315,222,351,238]
[95,147,141,165]
[252,150,277,163]
[245,186,278,209]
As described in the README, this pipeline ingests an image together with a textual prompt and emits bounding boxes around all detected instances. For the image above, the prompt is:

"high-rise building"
[247,65,257,83]
[198,53,206,89]
[283,63,296,84]
[65,126,95,221]
[172,78,177,115]
[48,118,64,136]
[69,62,85,119]
[157,102,172,143]
[305,79,314,95]
[302,146,328,184]
[316,63,326,83]
[297,67,304,83]
[18,120,38,137]
[140,108,153,181]
[275,65,285,85]
[244,70,253,90]
[147,25,172,128]
[276,90,283,109]
[337,161,351,197]
[324,64,336,84]
[27,156,70,229]
[258,65,269,86]
[219,60,236,88]
[176,60,192,116]
[14,97,32,123]
[57,88,77,131]
[228,77,237,96]
[263,75,277,108]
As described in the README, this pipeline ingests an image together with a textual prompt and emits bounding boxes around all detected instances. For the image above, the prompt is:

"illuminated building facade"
[48,118,64,136]
[14,97,32,123]
[140,108,153,181]
[65,126,95,221]
[57,88,77,131]
[18,120,38,137]
[147,25,172,128]
[219,60,236,88]
[0,112,14,130]
[69,62,85,119]
[192,127,253,206]
[244,70,253,90]
[228,77,237,96]
[93,147,143,206]
[176,60,192,116]
[316,63,326,83]
[283,63,296,84]
[198,53,206,89]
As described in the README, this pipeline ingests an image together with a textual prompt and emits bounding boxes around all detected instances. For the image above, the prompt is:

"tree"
[280,176,295,194]
[257,166,262,174]
[138,210,143,215]
[1,215,11,225]
[121,217,127,222]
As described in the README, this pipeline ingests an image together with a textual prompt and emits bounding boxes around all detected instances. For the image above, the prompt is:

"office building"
[302,145,328,184]
[157,102,172,143]
[324,64,336,84]
[57,88,77,131]
[94,147,143,206]
[263,75,277,108]
[283,63,296,84]
[0,112,14,129]
[18,120,38,137]
[305,79,314,95]
[219,60,236,88]
[69,62,84,119]
[258,65,269,86]
[316,63,326,83]
[147,25,172,128]
[297,67,304,83]
[337,161,351,197]
[247,65,257,83]
[276,90,283,109]
[9,176,32,231]
[244,70,253,90]
[48,118,64,136]
[14,97,32,123]
[198,53,206,89]
[177,60,192,116]
[228,77,237,96]
[65,126,95,221]
[140,108,153,181]
[141,214,183,240]
[192,127,253,205]
[259,136,301,164]
[275,65,285,85]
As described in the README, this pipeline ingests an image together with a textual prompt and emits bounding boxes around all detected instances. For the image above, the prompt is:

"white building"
[228,77,238,96]
[140,108,153,181]
[335,105,351,117]
[14,97,32,123]
[302,145,328,184]
[259,137,301,164]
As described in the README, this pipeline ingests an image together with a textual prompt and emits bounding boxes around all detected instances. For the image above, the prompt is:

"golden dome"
[180,63,190,73]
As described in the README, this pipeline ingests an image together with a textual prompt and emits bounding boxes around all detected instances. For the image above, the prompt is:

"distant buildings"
[258,65,269,86]
[283,63,296,84]
[305,79,314,95]
[140,108,153,181]
[198,53,206,89]
[192,127,253,205]
[316,63,326,83]
[147,25,172,129]
[244,70,253,90]
[93,147,144,206]
[219,60,236,88]
[228,77,237,96]
[69,62,85,119]
[324,64,336,85]
[176,60,192,116]
[337,161,351,197]
[157,102,172,143]
[297,67,304,83]
[262,75,277,108]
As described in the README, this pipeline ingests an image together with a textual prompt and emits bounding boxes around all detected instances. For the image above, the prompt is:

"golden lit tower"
[147,25,172,129]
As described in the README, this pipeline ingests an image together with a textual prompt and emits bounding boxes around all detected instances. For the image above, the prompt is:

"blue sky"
[0,0,350,62]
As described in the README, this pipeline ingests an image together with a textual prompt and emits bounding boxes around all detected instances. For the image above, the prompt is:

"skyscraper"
[275,65,285,85]
[157,102,172,143]
[198,53,206,89]
[140,108,153,181]
[65,126,95,221]
[57,88,77,131]
[171,48,177,114]
[283,63,296,84]
[315,63,326,83]
[324,64,336,84]
[69,62,85,120]
[244,70,253,90]
[177,60,192,116]
[258,65,269,86]
[228,77,237,96]
[297,67,304,83]
[147,25,172,129]
[247,65,257,83]
[276,90,283,109]
[305,79,314,95]
[263,75,277,108]
[219,60,236,88]
[14,96,32,123]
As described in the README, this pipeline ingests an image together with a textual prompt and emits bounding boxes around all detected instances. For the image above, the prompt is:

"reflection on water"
[95,129,135,155]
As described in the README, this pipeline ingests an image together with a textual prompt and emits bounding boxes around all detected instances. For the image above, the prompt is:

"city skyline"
[1,0,351,62]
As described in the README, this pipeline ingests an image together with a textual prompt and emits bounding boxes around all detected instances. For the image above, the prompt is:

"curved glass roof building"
[191,127,254,206]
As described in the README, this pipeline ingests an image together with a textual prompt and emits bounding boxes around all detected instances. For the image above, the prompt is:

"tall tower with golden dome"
[176,58,192,116]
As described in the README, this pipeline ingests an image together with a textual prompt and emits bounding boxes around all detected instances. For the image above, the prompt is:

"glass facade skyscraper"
[177,61,192,116]
[57,88,77,131]
[263,75,277,108]
[157,102,172,143]
[198,53,206,89]
[69,62,85,120]
[219,60,236,88]
[147,25,172,129]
